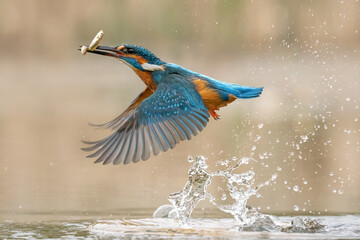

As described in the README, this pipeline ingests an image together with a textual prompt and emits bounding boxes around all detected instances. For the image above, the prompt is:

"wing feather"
[87,134,118,159]
[83,73,210,165]
[133,127,143,163]
[179,116,199,136]
[153,123,170,152]
[112,135,128,165]
[161,121,179,145]
[142,125,152,160]
[148,124,162,155]
[168,119,186,141]
[94,134,120,164]
[124,126,137,165]
[173,118,192,140]
[102,134,123,165]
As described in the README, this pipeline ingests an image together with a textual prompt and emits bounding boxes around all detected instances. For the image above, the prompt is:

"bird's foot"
[210,109,220,120]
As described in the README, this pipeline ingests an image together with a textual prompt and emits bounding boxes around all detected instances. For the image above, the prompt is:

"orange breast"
[133,68,157,91]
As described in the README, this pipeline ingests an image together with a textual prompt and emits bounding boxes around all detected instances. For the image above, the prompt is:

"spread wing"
[82,74,210,165]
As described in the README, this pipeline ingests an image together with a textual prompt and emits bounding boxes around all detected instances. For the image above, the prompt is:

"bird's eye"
[127,48,135,54]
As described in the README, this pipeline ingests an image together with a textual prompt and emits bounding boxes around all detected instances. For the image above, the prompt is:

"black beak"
[78,45,123,58]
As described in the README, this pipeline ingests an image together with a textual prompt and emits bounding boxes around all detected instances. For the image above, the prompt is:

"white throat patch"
[141,63,165,71]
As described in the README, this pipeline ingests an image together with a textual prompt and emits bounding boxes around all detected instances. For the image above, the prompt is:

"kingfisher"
[81,44,263,165]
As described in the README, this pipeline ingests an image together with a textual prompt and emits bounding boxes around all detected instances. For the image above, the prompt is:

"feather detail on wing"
[82,74,210,165]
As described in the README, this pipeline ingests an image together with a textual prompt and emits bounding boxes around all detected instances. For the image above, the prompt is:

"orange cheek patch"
[127,54,148,64]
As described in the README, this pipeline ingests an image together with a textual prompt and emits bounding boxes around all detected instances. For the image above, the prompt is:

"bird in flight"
[81,44,263,165]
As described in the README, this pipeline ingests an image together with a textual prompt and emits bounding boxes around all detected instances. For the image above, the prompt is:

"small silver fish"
[88,30,104,51]
[80,30,104,55]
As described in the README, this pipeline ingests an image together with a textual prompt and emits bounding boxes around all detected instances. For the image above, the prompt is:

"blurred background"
[0,0,359,221]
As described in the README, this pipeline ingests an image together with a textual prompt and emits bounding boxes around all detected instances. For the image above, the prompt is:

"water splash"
[168,155,278,227]
[86,157,356,237]
[168,156,212,226]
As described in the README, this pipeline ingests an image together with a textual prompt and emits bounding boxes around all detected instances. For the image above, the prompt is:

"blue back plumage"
[163,63,263,100]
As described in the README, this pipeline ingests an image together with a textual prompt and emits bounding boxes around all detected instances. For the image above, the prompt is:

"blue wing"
[82,74,210,165]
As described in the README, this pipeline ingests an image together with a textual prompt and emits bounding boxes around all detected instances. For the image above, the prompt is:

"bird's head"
[86,44,165,71]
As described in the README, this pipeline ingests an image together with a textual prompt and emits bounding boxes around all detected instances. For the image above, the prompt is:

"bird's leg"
[210,108,220,120]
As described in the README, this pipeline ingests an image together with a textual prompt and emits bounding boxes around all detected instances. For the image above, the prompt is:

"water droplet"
[276,166,282,171]
[293,185,299,192]
[332,189,337,193]
[187,155,194,162]
[294,205,299,211]
[258,123,263,129]
[300,135,308,142]
[338,189,344,195]
[271,173,278,181]
[303,180,308,185]
[221,192,227,200]
[329,172,334,177]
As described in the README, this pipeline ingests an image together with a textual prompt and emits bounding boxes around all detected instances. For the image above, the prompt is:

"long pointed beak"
[79,45,123,58]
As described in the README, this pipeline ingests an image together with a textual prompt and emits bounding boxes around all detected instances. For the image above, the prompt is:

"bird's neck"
[132,68,157,91]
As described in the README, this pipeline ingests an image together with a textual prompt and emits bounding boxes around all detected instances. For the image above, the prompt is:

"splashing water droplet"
[293,185,299,192]
[187,155,194,163]
[300,135,308,142]
[271,173,278,181]
[168,155,275,226]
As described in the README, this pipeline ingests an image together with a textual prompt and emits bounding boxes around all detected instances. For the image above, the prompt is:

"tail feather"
[204,78,263,100]
[233,86,264,99]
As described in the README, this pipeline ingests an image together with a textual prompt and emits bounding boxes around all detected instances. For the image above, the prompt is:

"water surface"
[1,212,359,239]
